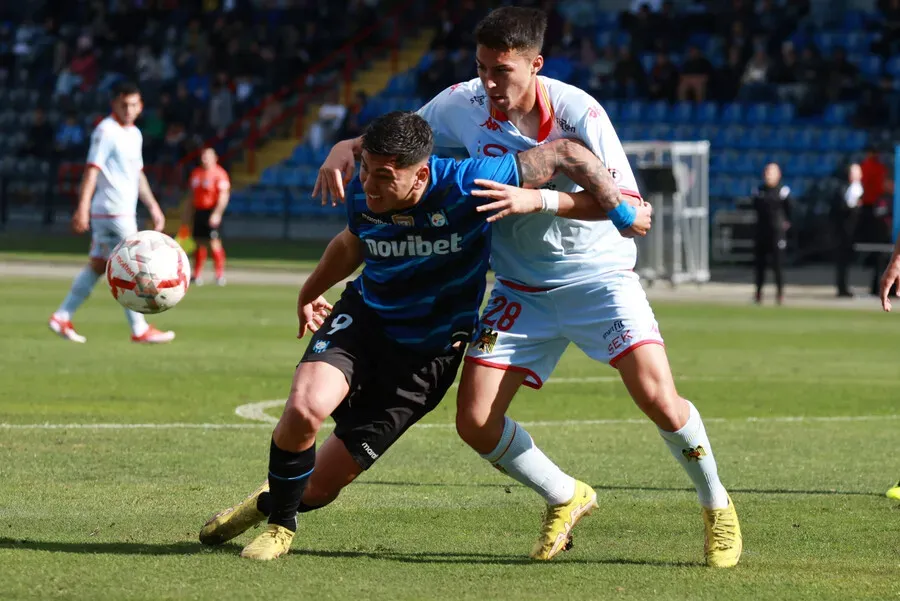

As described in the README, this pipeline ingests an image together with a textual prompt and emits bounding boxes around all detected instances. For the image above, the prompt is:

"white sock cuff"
[481,416,518,464]
[659,400,701,441]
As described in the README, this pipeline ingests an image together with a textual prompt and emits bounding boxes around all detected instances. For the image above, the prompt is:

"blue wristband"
[608,202,636,230]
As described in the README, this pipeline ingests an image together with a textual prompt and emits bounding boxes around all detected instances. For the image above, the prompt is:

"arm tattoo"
[516,139,622,213]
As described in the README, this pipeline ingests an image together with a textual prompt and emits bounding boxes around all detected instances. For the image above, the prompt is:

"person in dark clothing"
[831,163,863,297]
[752,163,791,304]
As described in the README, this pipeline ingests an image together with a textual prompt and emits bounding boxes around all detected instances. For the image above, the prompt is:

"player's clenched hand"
[620,201,652,238]
[71,209,89,234]
[312,140,356,207]
[150,208,165,232]
[879,257,900,312]
[298,295,334,338]
[472,179,542,222]
[209,213,222,229]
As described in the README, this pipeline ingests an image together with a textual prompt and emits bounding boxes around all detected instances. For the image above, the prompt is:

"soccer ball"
[106,230,191,314]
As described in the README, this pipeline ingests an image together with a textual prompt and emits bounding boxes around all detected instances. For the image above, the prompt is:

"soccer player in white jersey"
[315,7,741,568]
[879,230,900,500]
[48,82,175,344]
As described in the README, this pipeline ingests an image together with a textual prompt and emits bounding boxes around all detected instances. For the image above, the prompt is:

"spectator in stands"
[678,44,714,102]
[831,163,863,298]
[21,108,54,159]
[714,45,746,102]
[854,75,893,128]
[825,48,860,103]
[336,91,369,141]
[752,162,791,305]
[586,44,617,98]
[769,41,803,104]
[417,45,455,100]
[613,45,646,98]
[796,44,824,115]
[452,47,474,83]
[626,3,657,55]
[647,52,679,102]
[308,89,347,151]
[55,112,85,159]
[208,73,235,136]
[739,46,771,101]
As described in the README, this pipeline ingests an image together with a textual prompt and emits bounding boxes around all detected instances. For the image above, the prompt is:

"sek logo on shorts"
[313,340,330,353]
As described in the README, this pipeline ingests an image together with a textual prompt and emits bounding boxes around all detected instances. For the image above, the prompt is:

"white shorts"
[466,271,664,389]
[89,217,137,260]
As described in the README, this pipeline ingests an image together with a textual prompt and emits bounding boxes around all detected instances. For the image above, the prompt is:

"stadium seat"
[693,101,718,124]
[745,103,770,125]
[720,103,743,124]
[769,102,796,126]
[822,103,851,126]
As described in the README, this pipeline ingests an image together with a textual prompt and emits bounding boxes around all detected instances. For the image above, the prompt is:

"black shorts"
[300,285,464,470]
[192,209,220,240]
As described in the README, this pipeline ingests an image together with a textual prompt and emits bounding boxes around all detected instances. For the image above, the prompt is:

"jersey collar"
[488,78,554,142]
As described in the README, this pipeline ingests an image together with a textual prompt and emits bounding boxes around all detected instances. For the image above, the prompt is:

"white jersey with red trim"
[417,76,640,288]
[85,116,144,218]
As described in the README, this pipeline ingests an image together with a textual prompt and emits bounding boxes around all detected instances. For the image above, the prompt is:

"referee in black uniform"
[751,162,792,305]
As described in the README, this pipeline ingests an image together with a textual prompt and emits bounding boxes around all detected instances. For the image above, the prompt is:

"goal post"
[622,140,711,285]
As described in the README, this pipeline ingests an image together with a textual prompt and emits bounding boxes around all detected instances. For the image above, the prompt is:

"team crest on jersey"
[312,340,330,354]
[480,118,501,132]
[682,446,707,461]
[474,327,498,353]
[428,210,448,227]
[392,215,415,227]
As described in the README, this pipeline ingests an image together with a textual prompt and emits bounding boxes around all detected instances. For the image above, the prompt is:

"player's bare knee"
[281,397,326,436]
[89,257,106,275]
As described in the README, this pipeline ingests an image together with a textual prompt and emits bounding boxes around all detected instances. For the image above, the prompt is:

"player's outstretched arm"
[138,172,165,232]
[313,137,364,206]
[880,238,900,312]
[297,227,365,337]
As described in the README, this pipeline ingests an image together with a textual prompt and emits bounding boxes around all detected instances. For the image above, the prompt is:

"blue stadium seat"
[823,104,852,126]
[603,100,619,121]
[710,176,728,198]
[745,103,770,125]
[260,167,280,186]
[694,102,718,124]
[769,102,796,125]
[620,101,644,123]
[732,153,755,176]
[645,101,668,123]
[720,103,744,124]
[672,124,695,141]
[844,129,867,151]
[648,124,674,140]
[887,56,900,78]
[856,54,882,79]
[670,101,693,123]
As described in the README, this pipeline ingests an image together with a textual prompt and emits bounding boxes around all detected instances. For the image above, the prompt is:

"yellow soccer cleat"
[886,482,900,501]
[240,524,294,560]
[702,494,742,568]
[199,481,269,545]
[530,480,598,560]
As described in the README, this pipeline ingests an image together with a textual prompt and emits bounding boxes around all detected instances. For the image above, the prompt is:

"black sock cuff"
[268,439,316,481]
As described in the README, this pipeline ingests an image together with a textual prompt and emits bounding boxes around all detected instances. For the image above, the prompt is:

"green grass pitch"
[1,275,899,600]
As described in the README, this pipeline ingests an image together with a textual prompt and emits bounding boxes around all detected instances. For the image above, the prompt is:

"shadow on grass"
[0,537,699,567]
[355,481,884,497]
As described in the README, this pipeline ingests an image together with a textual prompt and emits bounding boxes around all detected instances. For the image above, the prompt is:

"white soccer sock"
[481,416,576,506]
[657,400,730,509]
[124,308,149,337]
[57,266,101,318]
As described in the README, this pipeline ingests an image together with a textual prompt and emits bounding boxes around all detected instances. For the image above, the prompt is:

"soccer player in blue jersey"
[199,111,651,560]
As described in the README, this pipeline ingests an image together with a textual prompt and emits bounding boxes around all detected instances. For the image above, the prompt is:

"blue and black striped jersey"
[347,154,520,352]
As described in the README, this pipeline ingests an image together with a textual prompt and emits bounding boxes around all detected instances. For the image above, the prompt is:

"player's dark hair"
[112,81,141,99]
[361,111,433,168]
[475,7,547,53]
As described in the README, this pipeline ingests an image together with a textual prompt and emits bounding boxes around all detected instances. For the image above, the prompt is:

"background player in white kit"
[315,7,741,568]
[48,81,175,344]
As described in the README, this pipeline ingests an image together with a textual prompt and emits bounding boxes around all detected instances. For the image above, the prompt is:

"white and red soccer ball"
[106,230,191,314]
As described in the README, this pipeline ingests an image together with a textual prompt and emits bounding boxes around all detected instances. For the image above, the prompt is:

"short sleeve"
[217,168,231,190]
[430,154,520,199]
[576,104,642,199]
[86,126,112,169]
[416,85,467,149]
